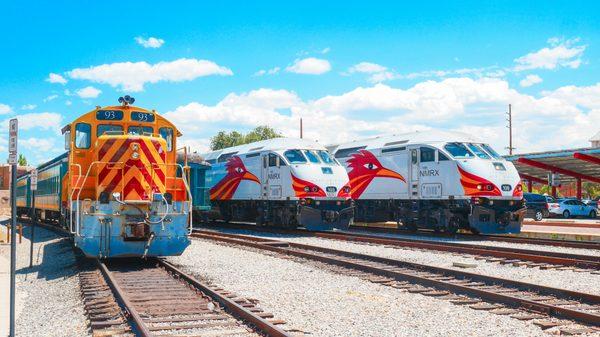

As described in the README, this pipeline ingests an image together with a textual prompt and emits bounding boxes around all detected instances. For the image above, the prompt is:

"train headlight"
[132,152,140,159]
[343,186,351,194]
[304,186,310,192]
[312,186,319,193]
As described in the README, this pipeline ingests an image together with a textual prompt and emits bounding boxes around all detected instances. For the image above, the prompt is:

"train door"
[260,154,269,200]
[408,147,420,199]
[266,153,284,199]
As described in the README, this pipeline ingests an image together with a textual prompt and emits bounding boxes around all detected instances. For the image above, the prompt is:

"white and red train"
[326,130,525,234]
[202,138,354,230]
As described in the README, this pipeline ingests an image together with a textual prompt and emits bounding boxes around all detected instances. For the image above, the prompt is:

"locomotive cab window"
[420,147,435,162]
[97,124,123,137]
[268,153,286,167]
[481,143,502,159]
[303,150,321,164]
[75,123,91,149]
[159,127,174,151]
[128,126,154,135]
[444,142,474,159]
[284,150,307,164]
[438,151,450,161]
[317,150,337,165]
[467,143,490,159]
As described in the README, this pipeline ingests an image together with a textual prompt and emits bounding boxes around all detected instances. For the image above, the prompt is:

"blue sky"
[1,1,600,165]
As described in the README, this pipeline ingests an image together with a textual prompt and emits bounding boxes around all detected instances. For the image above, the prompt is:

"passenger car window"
[97,124,123,137]
[159,127,174,151]
[284,150,307,164]
[75,123,91,149]
[303,150,321,164]
[444,143,474,159]
[420,147,435,162]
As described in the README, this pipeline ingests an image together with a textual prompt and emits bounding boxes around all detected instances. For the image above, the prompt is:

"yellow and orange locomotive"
[17,96,198,258]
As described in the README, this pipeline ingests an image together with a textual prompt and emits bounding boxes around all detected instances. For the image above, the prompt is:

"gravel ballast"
[0,224,90,337]
[169,239,551,337]
[212,228,600,296]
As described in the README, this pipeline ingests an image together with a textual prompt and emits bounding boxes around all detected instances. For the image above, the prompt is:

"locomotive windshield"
[466,143,490,159]
[317,150,338,165]
[303,150,321,163]
[480,143,502,159]
[284,149,307,164]
[444,142,474,159]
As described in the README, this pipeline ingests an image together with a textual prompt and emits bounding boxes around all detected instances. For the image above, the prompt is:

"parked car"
[549,199,598,219]
[582,199,599,209]
[523,193,550,221]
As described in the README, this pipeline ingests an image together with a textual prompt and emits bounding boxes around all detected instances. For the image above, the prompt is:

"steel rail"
[197,222,600,270]
[349,225,600,250]
[96,259,153,337]
[193,230,600,326]
[157,259,291,337]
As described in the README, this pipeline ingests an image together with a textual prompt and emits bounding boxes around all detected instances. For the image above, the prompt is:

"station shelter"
[505,146,600,199]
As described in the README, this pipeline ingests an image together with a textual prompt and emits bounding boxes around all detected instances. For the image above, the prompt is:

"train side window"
[75,123,91,149]
[438,151,450,161]
[420,147,435,162]
[268,153,286,167]
[159,127,174,151]
[97,124,123,137]
[411,150,418,164]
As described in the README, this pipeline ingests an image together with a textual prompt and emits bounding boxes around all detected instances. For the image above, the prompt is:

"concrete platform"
[523,218,600,228]
[519,222,600,242]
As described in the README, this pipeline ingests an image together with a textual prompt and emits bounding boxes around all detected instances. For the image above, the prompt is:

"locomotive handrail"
[68,163,82,235]
[70,160,193,235]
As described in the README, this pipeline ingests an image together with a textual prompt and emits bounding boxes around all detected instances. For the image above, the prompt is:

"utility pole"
[300,118,303,139]
[505,104,515,155]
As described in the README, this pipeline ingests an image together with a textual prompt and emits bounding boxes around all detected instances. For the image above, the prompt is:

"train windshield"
[444,142,474,159]
[480,143,502,159]
[466,143,491,159]
[317,150,338,165]
[284,149,307,164]
[303,150,321,164]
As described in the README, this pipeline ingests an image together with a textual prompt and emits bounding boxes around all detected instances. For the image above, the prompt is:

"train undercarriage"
[205,199,354,231]
[353,198,526,234]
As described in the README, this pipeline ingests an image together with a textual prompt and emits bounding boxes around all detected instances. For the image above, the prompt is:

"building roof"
[590,131,600,142]
[504,147,600,184]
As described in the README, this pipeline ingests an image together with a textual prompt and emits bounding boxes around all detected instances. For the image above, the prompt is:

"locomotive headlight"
[304,186,310,192]
[343,186,351,194]
[312,186,319,192]
[132,152,140,159]
[132,144,140,151]
[477,184,483,190]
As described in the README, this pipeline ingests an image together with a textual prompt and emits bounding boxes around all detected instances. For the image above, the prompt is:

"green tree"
[18,154,27,166]
[210,126,281,150]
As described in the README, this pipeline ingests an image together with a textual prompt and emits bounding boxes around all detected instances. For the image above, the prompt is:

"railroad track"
[350,225,600,250]
[198,223,600,272]
[193,230,600,334]
[79,257,292,337]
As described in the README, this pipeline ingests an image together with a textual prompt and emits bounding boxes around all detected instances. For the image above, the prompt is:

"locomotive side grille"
[96,136,167,201]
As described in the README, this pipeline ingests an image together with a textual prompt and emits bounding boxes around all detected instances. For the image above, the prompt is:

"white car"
[549,199,597,219]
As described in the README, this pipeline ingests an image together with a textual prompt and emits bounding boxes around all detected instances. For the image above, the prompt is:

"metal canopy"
[505,147,600,185]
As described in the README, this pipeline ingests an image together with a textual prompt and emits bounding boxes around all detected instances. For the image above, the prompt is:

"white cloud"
[21,138,56,152]
[134,36,165,49]
[43,95,58,102]
[65,100,72,106]
[21,104,37,110]
[76,86,102,98]
[1,112,62,131]
[513,38,586,71]
[286,57,331,75]
[254,67,280,76]
[67,58,233,92]
[321,47,331,54]
[46,73,68,84]
[164,77,600,154]
[348,62,388,74]
[0,103,12,115]
[519,74,543,87]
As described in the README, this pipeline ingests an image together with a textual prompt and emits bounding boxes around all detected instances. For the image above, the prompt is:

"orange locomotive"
[20,96,194,258]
